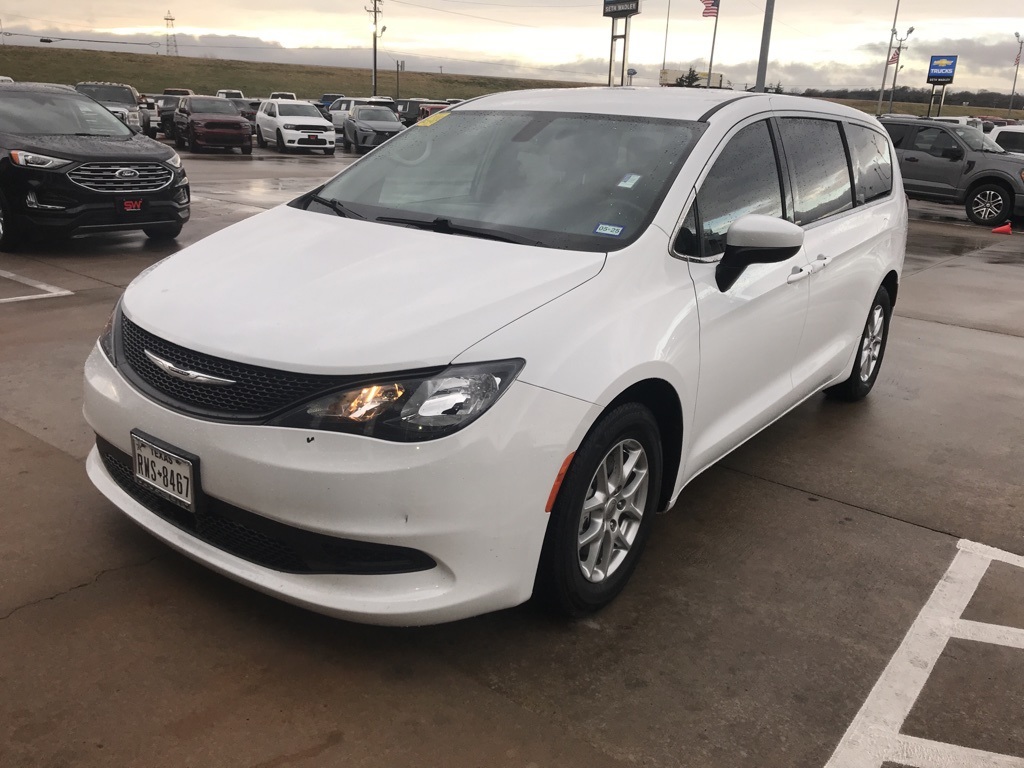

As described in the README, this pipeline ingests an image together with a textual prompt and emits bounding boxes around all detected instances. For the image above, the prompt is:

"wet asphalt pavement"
[1,145,1023,768]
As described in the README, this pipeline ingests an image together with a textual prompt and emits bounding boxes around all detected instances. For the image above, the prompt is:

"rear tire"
[256,127,267,148]
[965,183,1012,226]
[825,285,892,402]
[144,223,183,241]
[534,403,663,617]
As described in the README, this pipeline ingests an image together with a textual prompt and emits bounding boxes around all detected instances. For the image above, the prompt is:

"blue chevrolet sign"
[928,55,958,85]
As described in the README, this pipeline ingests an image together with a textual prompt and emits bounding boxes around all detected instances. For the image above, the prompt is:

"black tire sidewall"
[537,403,663,616]
[966,184,1011,226]
[0,188,23,252]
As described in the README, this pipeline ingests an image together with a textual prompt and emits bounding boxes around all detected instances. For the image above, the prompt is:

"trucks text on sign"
[927,55,958,85]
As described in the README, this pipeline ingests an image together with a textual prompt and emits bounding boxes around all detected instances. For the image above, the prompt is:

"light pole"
[1009,31,1023,118]
[367,0,385,97]
[887,27,913,115]
[875,0,902,115]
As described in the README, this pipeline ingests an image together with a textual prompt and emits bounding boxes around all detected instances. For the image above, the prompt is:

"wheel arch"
[881,270,899,308]
[603,378,684,514]
[964,176,1015,202]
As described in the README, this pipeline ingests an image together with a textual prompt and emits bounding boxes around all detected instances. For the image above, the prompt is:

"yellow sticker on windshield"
[417,111,450,128]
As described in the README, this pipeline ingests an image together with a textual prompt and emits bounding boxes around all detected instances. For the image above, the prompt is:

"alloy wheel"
[971,190,1004,221]
[577,439,649,583]
[859,305,885,382]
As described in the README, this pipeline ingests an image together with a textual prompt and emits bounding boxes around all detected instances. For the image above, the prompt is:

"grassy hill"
[0,44,590,100]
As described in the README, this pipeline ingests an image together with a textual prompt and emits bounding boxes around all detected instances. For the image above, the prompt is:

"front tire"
[241,144,253,156]
[0,190,25,252]
[825,285,892,402]
[276,130,287,154]
[965,183,1012,226]
[256,127,267,148]
[324,147,335,156]
[144,223,183,241]
[535,403,663,617]
[174,130,185,150]
[188,129,201,152]
[341,131,352,151]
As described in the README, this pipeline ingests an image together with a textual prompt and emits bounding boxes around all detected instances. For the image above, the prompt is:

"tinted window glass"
[697,120,783,255]
[778,118,853,225]
[995,131,1024,153]
[278,103,322,118]
[0,91,132,136]
[75,84,134,104]
[190,98,239,115]
[882,123,910,148]
[846,124,893,204]
[912,127,959,155]
[674,205,699,257]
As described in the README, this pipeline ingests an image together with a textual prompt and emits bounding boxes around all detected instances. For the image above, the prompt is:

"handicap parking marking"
[826,540,1024,768]
[0,269,74,305]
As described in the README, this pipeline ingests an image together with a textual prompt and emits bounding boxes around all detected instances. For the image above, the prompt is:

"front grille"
[118,313,355,420]
[98,439,435,575]
[68,163,173,193]
[204,121,245,130]
[293,125,328,132]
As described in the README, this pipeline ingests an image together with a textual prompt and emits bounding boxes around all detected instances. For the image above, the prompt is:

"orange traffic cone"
[992,223,1013,234]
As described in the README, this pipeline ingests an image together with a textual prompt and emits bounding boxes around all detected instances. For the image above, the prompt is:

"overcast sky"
[1,1,1021,92]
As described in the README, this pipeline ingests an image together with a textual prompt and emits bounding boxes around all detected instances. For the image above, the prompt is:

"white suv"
[255,99,335,155]
[84,89,906,625]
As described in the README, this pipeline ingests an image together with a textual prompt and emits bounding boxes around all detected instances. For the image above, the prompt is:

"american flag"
[701,0,719,18]
[888,48,900,65]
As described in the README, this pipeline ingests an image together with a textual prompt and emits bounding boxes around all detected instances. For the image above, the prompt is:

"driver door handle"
[786,266,810,284]
[808,254,833,273]
[906,157,919,162]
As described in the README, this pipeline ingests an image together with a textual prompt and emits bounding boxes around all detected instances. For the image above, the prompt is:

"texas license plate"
[132,433,195,510]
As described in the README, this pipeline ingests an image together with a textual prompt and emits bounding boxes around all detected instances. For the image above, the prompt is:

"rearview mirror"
[715,215,805,292]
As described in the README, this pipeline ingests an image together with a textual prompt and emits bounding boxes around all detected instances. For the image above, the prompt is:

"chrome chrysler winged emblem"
[144,350,236,386]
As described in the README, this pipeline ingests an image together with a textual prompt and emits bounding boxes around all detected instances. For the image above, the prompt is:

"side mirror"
[715,215,805,292]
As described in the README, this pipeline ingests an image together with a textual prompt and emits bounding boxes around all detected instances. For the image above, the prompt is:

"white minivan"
[84,88,906,625]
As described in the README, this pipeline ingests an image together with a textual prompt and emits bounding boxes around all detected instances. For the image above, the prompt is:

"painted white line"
[826,547,991,768]
[959,539,1024,570]
[889,734,1024,767]
[0,268,74,304]
[953,619,1024,650]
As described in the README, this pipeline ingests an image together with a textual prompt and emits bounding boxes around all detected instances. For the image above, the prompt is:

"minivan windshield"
[75,84,134,104]
[278,103,322,118]
[0,91,133,137]
[312,110,705,252]
[190,98,240,115]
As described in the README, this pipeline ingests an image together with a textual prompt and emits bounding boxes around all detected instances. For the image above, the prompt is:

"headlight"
[166,152,182,168]
[98,300,121,364]
[127,111,141,127]
[9,151,72,169]
[283,124,297,130]
[270,359,524,441]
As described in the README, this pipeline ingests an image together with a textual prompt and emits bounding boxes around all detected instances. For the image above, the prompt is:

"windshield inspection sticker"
[417,111,449,128]
[618,173,642,189]
[595,223,624,237]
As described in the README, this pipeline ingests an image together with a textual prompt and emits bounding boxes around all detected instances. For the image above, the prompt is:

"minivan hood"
[0,132,176,163]
[122,205,606,375]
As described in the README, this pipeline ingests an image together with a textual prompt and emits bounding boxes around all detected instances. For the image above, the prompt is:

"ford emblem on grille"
[115,168,141,179]
[144,350,236,386]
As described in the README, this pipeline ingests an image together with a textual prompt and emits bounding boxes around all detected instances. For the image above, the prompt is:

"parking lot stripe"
[0,269,74,305]
[952,619,1024,650]
[825,540,1024,768]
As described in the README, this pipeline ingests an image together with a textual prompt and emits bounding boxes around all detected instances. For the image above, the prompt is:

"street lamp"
[887,26,913,115]
[1009,31,1023,118]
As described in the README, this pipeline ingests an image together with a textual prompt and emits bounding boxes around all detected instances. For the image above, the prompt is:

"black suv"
[0,83,190,251]
[880,117,1024,225]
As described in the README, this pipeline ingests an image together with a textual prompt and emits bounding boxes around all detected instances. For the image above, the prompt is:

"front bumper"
[83,346,595,625]
[280,128,335,149]
[4,163,190,238]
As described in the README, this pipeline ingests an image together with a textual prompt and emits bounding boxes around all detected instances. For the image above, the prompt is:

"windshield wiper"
[309,194,365,220]
[375,215,542,246]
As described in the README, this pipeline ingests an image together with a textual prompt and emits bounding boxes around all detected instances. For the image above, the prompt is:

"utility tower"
[164,11,179,57]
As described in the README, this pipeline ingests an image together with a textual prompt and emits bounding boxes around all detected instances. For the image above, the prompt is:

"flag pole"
[706,5,720,87]
[662,0,672,71]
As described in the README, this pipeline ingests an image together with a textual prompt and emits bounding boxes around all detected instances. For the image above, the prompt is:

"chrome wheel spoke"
[578,520,603,549]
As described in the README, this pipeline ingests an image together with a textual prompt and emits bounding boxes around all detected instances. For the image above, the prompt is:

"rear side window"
[777,118,853,225]
[697,120,784,256]
[994,131,1024,153]
[845,124,893,204]
[882,123,910,148]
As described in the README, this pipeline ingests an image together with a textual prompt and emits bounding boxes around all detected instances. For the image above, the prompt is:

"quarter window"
[697,120,784,256]
[845,124,893,204]
[778,118,853,225]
